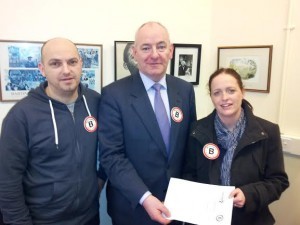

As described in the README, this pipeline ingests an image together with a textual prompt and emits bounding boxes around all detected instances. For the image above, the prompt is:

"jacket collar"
[191,100,268,146]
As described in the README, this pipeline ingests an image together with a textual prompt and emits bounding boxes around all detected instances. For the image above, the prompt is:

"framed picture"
[217,45,273,93]
[0,40,44,101]
[170,44,201,85]
[77,43,103,94]
[114,41,138,80]
[0,40,102,101]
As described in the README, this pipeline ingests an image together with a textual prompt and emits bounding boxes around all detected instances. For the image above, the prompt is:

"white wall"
[0,0,299,224]
[278,0,300,136]
[0,1,212,224]
[0,0,212,128]
[210,1,300,225]
[211,0,289,123]
[271,0,300,224]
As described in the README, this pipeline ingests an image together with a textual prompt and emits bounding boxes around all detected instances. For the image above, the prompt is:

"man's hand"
[142,195,171,224]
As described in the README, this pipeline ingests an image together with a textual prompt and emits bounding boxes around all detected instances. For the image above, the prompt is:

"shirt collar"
[139,72,167,91]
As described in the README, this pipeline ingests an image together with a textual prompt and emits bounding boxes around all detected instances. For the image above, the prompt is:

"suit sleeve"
[183,84,197,177]
[98,87,149,207]
[0,110,33,225]
[182,132,199,181]
[189,84,197,124]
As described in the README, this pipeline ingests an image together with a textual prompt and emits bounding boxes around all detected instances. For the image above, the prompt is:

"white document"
[164,178,235,225]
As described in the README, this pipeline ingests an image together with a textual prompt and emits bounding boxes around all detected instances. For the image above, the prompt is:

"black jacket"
[183,101,289,225]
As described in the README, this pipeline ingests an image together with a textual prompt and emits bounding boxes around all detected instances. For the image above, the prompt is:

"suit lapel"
[166,76,183,160]
[130,74,168,156]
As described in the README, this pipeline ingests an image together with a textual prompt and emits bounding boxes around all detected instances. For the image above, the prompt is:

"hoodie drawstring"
[48,95,92,149]
[82,95,91,117]
[49,99,59,149]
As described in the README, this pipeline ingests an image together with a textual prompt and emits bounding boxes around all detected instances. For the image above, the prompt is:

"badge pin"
[203,143,220,160]
[84,116,97,132]
[171,107,183,123]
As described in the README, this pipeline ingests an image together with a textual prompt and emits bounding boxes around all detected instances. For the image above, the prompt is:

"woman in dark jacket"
[183,68,289,225]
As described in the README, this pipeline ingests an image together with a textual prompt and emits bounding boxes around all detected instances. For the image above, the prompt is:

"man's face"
[133,23,173,82]
[38,38,82,100]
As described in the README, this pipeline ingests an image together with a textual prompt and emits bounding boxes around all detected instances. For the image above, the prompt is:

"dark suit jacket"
[0,211,5,225]
[178,65,188,75]
[98,73,196,225]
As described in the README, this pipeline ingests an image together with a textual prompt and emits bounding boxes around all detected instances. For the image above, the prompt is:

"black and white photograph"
[114,41,138,80]
[178,54,193,76]
[171,44,201,85]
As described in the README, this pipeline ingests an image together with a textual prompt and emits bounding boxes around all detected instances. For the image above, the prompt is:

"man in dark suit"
[99,21,196,225]
[178,58,188,75]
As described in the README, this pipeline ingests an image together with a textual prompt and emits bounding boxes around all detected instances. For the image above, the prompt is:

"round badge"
[171,107,183,123]
[84,116,97,132]
[203,143,220,160]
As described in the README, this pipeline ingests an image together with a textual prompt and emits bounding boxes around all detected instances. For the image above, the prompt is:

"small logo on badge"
[171,107,183,123]
[84,116,97,132]
[203,143,220,160]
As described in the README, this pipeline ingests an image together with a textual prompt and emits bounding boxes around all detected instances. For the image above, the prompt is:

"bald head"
[134,21,171,45]
[41,38,80,64]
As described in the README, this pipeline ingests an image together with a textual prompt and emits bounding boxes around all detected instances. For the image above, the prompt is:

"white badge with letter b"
[84,116,97,132]
[203,143,220,160]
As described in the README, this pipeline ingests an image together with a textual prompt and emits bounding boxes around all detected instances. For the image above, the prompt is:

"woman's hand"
[230,188,246,208]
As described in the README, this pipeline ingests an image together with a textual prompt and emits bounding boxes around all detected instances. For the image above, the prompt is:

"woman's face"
[210,72,244,122]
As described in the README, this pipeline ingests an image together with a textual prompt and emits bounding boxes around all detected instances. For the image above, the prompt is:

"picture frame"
[170,44,201,85]
[77,43,103,94]
[114,41,138,80]
[0,40,102,101]
[0,40,44,101]
[217,45,273,93]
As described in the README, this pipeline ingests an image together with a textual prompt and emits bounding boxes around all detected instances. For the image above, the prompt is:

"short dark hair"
[208,68,244,94]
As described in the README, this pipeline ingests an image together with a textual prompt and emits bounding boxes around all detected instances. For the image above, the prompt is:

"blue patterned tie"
[153,83,170,153]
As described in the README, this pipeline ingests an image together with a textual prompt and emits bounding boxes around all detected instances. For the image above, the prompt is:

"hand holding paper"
[143,194,171,224]
[164,178,235,225]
